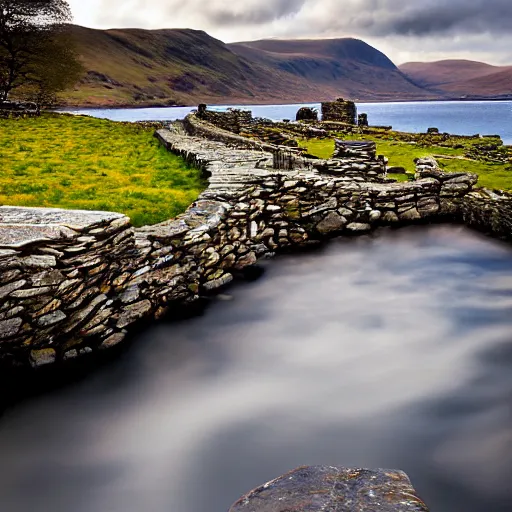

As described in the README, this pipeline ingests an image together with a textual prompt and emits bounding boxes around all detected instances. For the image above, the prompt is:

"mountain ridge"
[60,26,435,107]
[399,59,512,98]
[57,26,512,107]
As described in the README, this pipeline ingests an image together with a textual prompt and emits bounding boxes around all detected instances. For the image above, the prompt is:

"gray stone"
[20,255,56,269]
[399,207,422,221]
[116,300,152,329]
[119,285,140,304]
[236,252,258,269]
[29,270,65,287]
[0,317,23,339]
[316,212,346,234]
[10,286,53,298]
[30,348,57,367]
[347,222,372,232]
[0,279,26,299]
[37,311,67,327]
[229,466,429,512]
[203,273,234,291]
[100,332,127,350]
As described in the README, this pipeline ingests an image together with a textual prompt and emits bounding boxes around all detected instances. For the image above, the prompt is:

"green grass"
[301,136,512,191]
[0,114,206,226]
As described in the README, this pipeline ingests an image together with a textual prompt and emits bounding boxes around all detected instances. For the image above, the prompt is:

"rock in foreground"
[229,466,429,512]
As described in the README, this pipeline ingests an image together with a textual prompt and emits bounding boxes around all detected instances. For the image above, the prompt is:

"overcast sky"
[67,0,512,65]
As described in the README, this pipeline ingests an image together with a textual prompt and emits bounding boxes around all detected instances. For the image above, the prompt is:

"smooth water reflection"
[60,100,512,144]
[1,225,512,512]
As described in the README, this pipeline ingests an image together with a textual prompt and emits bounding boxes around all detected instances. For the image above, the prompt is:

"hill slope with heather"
[400,60,512,98]
[228,38,433,102]
[60,27,436,107]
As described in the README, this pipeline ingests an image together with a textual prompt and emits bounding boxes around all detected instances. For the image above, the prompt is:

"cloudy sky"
[67,0,512,65]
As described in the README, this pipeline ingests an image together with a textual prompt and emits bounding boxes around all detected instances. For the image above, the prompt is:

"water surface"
[61,100,512,144]
[1,225,512,512]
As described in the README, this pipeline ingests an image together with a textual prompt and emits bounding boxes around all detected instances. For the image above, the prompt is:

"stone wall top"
[0,206,128,249]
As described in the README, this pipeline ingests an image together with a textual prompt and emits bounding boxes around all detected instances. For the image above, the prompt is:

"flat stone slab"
[0,224,78,249]
[229,466,429,512]
[0,206,125,230]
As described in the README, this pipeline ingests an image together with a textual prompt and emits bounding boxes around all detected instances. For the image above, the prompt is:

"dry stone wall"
[196,104,253,134]
[322,98,358,124]
[0,120,484,369]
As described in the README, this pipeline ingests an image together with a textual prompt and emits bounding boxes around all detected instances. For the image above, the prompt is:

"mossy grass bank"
[301,132,512,189]
[0,114,206,227]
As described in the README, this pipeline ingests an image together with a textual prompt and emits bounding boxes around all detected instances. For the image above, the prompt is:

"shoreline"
[55,96,512,111]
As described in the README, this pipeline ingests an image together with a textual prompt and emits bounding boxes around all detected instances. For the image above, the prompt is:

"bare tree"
[0,0,82,104]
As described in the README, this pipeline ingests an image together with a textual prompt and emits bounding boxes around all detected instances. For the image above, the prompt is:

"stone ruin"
[358,113,369,126]
[296,106,319,122]
[321,98,357,124]
[196,104,253,134]
[0,100,39,119]
[312,139,387,180]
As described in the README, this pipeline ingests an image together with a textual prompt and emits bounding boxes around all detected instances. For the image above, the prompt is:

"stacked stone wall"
[197,105,253,134]
[0,123,483,368]
[460,189,512,241]
[0,101,39,119]
[322,98,357,124]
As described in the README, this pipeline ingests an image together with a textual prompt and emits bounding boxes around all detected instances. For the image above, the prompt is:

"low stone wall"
[0,123,482,368]
[183,113,275,152]
[197,104,253,134]
[0,100,39,119]
[461,189,512,241]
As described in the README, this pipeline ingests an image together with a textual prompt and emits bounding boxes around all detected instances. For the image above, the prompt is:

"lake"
[60,100,512,145]
[1,225,512,512]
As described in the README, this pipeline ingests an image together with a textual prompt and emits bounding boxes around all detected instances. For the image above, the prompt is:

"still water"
[1,225,512,512]
[61,100,512,145]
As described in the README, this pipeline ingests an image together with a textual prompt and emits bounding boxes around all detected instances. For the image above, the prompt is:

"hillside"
[440,68,512,98]
[400,60,512,98]
[63,26,319,107]
[60,27,436,107]
[228,38,433,102]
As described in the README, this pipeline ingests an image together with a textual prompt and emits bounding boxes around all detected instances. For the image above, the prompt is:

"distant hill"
[400,60,512,98]
[63,26,319,107]
[60,27,436,107]
[228,38,432,102]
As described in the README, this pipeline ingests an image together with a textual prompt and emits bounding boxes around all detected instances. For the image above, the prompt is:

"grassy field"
[301,135,512,190]
[0,114,206,226]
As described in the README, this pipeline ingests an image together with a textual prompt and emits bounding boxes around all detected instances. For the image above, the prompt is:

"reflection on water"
[1,225,512,512]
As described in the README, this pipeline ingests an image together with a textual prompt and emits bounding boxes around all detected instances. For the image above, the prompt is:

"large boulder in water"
[229,466,429,512]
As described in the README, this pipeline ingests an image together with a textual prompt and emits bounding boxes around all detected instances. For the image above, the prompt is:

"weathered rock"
[30,348,56,367]
[229,466,429,512]
[316,212,346,234]
[116,300,152,329]
[0,317,23,339]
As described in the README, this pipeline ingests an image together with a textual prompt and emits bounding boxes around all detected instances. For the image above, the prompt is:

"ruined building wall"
[321,98,358,124]
[196,105,253,134]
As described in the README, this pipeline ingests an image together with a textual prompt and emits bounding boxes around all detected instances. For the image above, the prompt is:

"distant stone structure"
[358,113,369,126]
[196,104,252,134]
[321,98,357,124]
[0,100,39,118]
[296,107,319,122]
